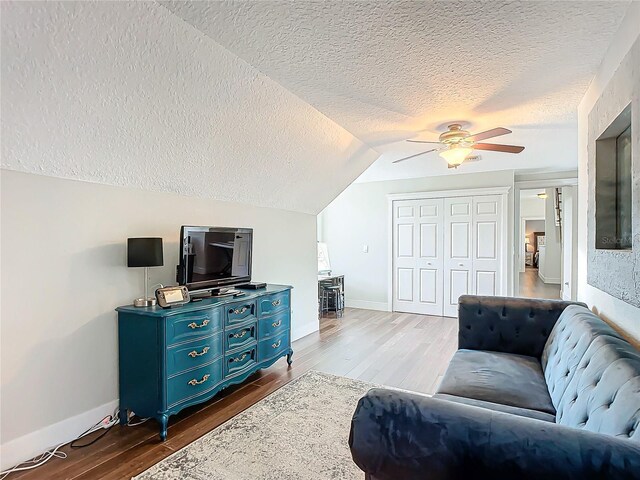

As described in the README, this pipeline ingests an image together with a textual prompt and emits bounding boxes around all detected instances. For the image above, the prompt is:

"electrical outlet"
[363,244,369,253]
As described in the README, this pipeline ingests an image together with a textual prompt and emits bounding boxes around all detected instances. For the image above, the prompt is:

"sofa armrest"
[458,295,586,357]
[350,388,640,480]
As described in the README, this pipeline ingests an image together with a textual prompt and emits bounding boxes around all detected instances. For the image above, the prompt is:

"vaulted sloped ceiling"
[2,1,631,211]
[162,0,630,181]
[1,1,379,215]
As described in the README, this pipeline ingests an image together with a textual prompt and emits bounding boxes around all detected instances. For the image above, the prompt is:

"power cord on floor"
[0,409,149,478]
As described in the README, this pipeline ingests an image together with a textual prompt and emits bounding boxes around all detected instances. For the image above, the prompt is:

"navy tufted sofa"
[350,295,640,479]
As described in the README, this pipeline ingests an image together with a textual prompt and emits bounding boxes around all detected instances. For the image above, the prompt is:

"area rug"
[133,371,377,480]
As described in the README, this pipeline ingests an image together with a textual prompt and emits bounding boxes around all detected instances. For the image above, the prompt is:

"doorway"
[516,184,577,300]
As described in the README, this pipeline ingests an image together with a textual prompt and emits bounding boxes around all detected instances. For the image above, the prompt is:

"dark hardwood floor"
[10,308,458,479]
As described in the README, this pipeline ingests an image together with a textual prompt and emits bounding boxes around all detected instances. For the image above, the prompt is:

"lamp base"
[133,297,157,307]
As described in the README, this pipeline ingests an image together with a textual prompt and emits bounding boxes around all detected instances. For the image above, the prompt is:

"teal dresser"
[116,284,293,440]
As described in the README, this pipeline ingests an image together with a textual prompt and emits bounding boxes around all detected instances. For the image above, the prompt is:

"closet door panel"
[393,198,444,315]
[473,195,502,297]
[444,197,473,317]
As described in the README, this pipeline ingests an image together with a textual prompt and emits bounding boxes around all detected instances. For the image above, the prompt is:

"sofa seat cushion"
[437,349,555,414]
[434,393,556,423]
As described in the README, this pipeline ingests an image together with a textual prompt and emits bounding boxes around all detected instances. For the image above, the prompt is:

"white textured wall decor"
[577,2,640,343]
[585,37,640,307]
[1,1,379,215]
[164,0,630,180]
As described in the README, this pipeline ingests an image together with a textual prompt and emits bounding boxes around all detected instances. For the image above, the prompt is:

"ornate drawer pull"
[232,330,248,339]
[230,353,248,363]
[188,346,210,358]
[187,319,210,329]
[272,340,282,349]
[231,306,248,315]
[272,320,282,328]
[187,374,210,386]
[271,299,281,307]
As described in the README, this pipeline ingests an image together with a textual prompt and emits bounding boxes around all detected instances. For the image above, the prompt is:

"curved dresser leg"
[159,414,168,441]
[118,408,128,426]
[286,349,294,366]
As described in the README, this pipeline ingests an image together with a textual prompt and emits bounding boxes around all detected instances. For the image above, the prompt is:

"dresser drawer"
[258,330,289,362]
[166,308,222,345]
[225,301,257,326]
[166,333,223,376]
[167,360,223,407]
[224,347,257,377]
[225,322,257,352]
[258,291,290,317]
[259,311,290,339]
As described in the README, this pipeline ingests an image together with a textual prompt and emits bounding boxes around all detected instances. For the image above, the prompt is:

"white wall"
[520,196,546,218]
[319,170,515,309]
[538,188,562,284]
[0,171,318,468]
[525,220,545,238]
[560,186,577,300]
[577,3,640,343]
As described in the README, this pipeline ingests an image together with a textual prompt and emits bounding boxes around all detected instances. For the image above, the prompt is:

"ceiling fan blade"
[465,127,511,143]
[406,140,441,144]
[392,148,438,163]
[473,143,524,154]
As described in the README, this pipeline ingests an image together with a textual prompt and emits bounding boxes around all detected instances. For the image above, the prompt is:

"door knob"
[458,263,464,267]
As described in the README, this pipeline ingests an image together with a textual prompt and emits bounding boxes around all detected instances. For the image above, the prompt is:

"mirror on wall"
[595,103,632,251]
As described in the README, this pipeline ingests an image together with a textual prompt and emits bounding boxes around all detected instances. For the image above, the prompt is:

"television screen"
[178,226,252,291]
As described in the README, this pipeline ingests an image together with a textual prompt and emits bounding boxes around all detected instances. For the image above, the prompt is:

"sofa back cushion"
[458,296,585,358]
[542,305,640,442]
[541,306,621,405]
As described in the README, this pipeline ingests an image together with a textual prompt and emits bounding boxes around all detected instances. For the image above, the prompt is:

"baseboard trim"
[538,271,561,284]
[292,321,319,341]
[0,399,119,471]
[345,299,389,311]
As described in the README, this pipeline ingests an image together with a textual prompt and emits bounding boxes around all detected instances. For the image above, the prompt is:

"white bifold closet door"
[393,198,445,316]
[393,194,503,318]
[472,195,502,297]
[443,197,473,317]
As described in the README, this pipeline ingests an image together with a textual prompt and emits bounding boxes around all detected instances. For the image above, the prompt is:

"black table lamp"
[128,237,163,307]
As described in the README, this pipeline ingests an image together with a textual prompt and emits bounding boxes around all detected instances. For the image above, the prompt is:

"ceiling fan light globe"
[440,146,472,166]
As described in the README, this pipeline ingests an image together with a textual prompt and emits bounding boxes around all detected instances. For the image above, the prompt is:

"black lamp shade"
[127,238,163,267]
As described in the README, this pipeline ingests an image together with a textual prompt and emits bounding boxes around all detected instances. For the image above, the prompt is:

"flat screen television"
[177,226,253,292]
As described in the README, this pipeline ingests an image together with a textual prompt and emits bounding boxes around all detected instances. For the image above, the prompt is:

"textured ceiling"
[1,1,378,214]
[163,0,630,181]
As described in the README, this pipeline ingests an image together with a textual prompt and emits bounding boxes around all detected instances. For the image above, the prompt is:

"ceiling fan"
[394,124,525,168]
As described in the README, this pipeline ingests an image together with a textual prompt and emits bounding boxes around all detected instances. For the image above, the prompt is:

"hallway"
[519,267,561,299]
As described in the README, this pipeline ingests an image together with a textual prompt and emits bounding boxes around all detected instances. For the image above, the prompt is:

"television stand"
[116,284,293,441]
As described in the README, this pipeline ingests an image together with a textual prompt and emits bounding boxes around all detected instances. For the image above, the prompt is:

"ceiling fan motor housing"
[439,124,471,145]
